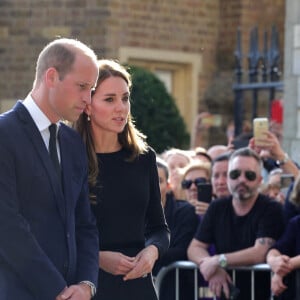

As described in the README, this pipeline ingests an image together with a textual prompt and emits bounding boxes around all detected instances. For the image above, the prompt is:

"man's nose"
[83,91,92,105]
[219,175,228,184]
[238,173,247,181]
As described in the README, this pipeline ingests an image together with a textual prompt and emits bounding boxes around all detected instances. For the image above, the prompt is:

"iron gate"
[233,26,284,137]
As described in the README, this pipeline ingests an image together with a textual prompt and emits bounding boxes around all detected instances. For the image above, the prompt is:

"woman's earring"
[87,115,91,121]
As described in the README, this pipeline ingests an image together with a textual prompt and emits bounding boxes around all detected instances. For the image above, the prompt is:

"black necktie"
[49,124,61,184]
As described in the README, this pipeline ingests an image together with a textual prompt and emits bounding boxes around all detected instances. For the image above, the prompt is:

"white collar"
[23,94,60,131]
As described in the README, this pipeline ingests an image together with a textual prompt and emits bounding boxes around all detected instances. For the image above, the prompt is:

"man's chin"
[233,192,252,202]
[239,194,252,201]
[67,113,81,123]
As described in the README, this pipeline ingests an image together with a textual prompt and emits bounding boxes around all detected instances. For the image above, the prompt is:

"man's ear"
[45,67,58,88]
[84,104,91,116]
[259,174,264,184]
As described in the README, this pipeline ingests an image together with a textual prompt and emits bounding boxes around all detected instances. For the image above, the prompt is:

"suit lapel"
[14,101,66,221]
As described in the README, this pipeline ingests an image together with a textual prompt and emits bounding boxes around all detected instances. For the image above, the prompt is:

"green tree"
[129,65,190,153]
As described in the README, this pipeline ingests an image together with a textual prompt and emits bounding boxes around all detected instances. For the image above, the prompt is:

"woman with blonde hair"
[162,148,192,199]
[181,161,212,216]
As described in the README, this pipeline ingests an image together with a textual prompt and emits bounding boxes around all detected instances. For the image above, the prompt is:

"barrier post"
[155,261,273,300]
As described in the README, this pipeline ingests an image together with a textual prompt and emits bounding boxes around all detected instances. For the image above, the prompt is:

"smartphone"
[197,183,212,203]
[280,174,294,189]
[253,117,269,146]
[221,283,240,300]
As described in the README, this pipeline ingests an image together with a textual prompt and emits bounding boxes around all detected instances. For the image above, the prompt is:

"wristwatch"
[218,254,227,268]
[80,281,96,297]
[276,152,289,166]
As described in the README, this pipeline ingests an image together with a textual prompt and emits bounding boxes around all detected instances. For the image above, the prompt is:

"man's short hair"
[212,152,231,167]
[229,147,263,169]
[34,38,98,86]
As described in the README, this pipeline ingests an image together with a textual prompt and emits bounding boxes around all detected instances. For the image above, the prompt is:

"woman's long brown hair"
[73,60,148,199]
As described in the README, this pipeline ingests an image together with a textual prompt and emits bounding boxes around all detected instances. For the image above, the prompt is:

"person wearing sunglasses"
[181,161,211,216]
[263,168,286,205]
[188,147,285,300]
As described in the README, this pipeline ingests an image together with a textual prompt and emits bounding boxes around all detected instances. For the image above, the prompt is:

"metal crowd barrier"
[154,261,274,300]
[155,261,199,300]
[227,264,273,300]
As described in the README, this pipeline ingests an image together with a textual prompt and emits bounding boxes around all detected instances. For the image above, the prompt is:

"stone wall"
[201,0,286,147]
[0,0,285,147]
[283,0,300,161]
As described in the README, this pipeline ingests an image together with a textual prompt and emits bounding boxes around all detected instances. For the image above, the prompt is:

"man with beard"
[188,147,285,300]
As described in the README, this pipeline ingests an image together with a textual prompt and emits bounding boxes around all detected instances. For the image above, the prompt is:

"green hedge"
[128,65,190,153]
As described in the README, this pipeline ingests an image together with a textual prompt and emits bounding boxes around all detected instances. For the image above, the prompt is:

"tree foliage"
[128,65,190,153]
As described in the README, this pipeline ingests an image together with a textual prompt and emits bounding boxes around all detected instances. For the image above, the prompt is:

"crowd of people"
[153,99,300,300]
[1,36,300,300]
[155,131,300,300]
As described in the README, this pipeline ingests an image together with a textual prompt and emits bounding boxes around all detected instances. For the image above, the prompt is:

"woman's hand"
[189,199,209,216]
[268,254,292,277]
[123,245,159,281]
[271,273,287,296]
[99,251,136,275]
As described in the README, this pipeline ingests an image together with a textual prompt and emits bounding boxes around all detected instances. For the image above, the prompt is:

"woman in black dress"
[74,60,169,300]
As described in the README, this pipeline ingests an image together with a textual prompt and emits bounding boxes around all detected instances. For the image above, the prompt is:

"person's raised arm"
[249,131,299,179]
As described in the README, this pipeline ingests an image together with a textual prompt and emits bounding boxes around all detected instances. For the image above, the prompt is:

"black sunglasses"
[181,177,207,189]
[229,169,257,181]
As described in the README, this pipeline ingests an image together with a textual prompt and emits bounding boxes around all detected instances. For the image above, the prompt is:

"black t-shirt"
[196,194,284,253]
[195,194,285,300]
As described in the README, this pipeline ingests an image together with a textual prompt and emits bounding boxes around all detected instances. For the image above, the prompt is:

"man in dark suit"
[0,38,99,300]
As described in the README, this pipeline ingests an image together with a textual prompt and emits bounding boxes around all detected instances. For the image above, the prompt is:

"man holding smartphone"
[188,147,285,300]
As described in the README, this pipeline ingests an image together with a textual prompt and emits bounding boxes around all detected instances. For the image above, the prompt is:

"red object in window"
[271,99,283,124]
